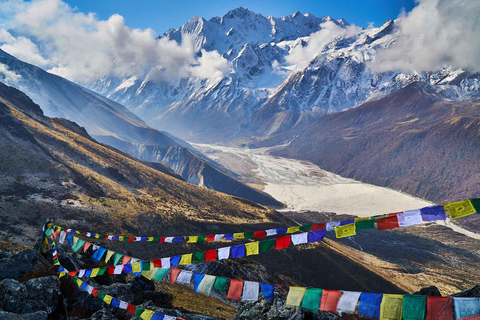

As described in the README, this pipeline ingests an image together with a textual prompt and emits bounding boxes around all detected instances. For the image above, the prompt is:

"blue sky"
[63,0,416,36]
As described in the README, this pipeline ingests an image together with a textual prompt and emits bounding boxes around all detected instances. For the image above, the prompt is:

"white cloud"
[369,0,480,72]
[0,62,21,83]
[0,0,229,82]
[285,21,362,70]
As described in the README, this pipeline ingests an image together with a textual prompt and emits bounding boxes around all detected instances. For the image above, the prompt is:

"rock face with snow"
[87,9,480,142]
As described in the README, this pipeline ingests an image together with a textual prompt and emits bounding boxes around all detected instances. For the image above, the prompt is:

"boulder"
[90,309,119,320]
[0,249,52,281]
[0,279,28,313]
[413,286,442,296]
[0,310,48,319]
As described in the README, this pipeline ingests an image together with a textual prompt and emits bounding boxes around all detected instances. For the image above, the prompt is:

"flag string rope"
[51,198,480,244]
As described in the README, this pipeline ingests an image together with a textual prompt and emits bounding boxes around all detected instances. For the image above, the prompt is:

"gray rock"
[0,279,28,313]
[0,249,52,281]
[90,309,119,320]
[0,310,48,320]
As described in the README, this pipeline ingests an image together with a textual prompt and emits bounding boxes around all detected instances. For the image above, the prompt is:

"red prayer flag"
[275,236,291,249]
[103,235,108,240]
[81,232,86,236]
[159,237,166,243]
[205,249,217,261]
[206,235,215,242]
[107,266,115,275]
[376,216,400,230]
[320,290,343,313]
[254,231,266,239]
[126,303,136,314]
[170,268,181,284]
[91,288,99,297]
[227,279,244,301]
[69,270,79,277]
[426,297,453,320]
[128,237,134,243]
[152,259,162,268]
[311,223,326,231]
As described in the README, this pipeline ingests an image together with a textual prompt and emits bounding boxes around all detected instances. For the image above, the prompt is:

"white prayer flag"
[218,247,230,260]
[58,231,66,244]
[337,291,362,314]
[92,245,99,251]
[114,265,123,275]
[197,275,216,295]
[78,269,85,277]
[86,233,91,237]
[326,221,341,231]
[291,233,308,245]
[164,316,176,320]
[214,234,225,241]
[161,258,171,268]
[86,285,93,294]
[398,210,423,227]
[130,258,140,264]
[266,229,277,236]
[176,270,193,284]
[135,237,141,242]
[119,301,128,309]
[165,237,174,243]
[107,235,113,240]
[242,281,260,301]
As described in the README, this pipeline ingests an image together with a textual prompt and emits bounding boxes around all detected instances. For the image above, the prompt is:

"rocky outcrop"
[0,249,52,281]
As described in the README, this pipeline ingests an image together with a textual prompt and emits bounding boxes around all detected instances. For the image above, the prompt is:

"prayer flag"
[103,295,113,305]
[197,235,206,243]
[170,256,181,265]
[205,250,217,262]
[287,226,300,234]
[152,259,162,268]
[340,219,355,226]
[92,247,106,262]
[218,247,230,260]
[161,258,171,268]
[380,294,403,320]
[260,283,274,301]
[142,269,156,280]
[320,290,343,313]
[470,198,480,213]
[311,223,326,231]
[197,275,216,295]
[142,261,151,271]
[398,210,423,227]
[114,265,123,275]
[420,206,446,221]
[132,262,142,273]
[225,234,234,240]
[254,231,266,239]
[285,287,307,307]
[276,228,288,234]
[58,231,66,244]
[90,268,99,277]
[113,253,122,265]
[377,216,400,231]
[260,239,275,253]
[266,229,277,236]
[359,293,383,319]
[206,235,215,242]
[291,233,308,245]
[299,224,312,231]
[326,221,341,231]
[105,250,114,263]
[72,238,85,252]
[227,279,244,301]
[337,291,361,315]
[231,244,245,258]
[188,236,198,243]
[444,200,476,219]
[426,296,453,320]
[214,277,229,291]
[301,288,322,313]
[242,281,259,301]
[309,229,327,243]
[111,298,120,308]
[275,236,291,249]
[355,219,376,231]
[152,268,170,282]
[140,309,155,320]
[151,313,165,320]
[193,273,205,292]
[453,297,480,319]
[123,264,132,274]
[179,253,192,265]
[335,224,356,238]
[193,252,205,263]
[245,242,259,256]
[402,294,426,320]
[176,270,193,284]
[244,231,254,239]
[119,301,128,309]
[169,268,181,284]
[234,233,245,240]
[127,304,136,315]
[122,256,131,265]
[214,234,224,241]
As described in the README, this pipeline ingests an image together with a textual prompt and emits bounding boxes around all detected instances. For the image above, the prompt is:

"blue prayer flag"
[173,237,183,243]
[67,234,73,246]
[358,293,382,319]
[231,244,245,258]
[193,273,205,293]
[260,283,275,301]
[340,219,355,226]
[84,269,92,277]
[123,264,133,274]
[151,313,165,320]
[111,298,120,308]
[170,256,181,265]
[91,247,107,262]
[420,206,446,221]
[309,229,327,243]
[225,233,234,240]
[276,228,288,234]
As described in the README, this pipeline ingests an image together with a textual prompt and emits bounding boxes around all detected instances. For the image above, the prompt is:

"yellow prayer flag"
[54,260,60,266]
[58,271,66,278]
[75,231,81,234]
[147,237,154,242]
[103,294,113,305]
[94,234,100,239]
[132,262,142,273]
[444,200,476,219]
[105,250,114,263]
[234,233,245,240]
[90,268,99,277]
[140,309,155,320]
[142,270,156,280]
[76,279,83,287]
[118,236,124,241]
[354,217,370,222]
[285,287,307,307]
[287,226,300,234]
[245,242,259,256]
[188,236,198,243]
[335,224,356,238]
[179,253,192,265]
[380,294,403,320]
[72,236,78,246]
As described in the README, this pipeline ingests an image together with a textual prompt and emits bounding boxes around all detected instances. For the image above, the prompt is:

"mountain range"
[87,8,480,142]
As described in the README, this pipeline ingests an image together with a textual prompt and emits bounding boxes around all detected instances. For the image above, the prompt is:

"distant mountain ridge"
[0,49,282,207]
[87,8,480,142]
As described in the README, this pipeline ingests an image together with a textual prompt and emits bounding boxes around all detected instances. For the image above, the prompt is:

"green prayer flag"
[98,234,104,239]
[193,251,205,263]
[470,198,480,213]
[98,267,107,276]
[260,239,275,253]
[214,277,228,291]
[152,237,160,243]
[113,253,122,265]
[301,288,323,313]
[244,231,254,240]
[197,235,206,243]
[299,224,312,232]
[97,292,106,300]
[72,239,85,252]
[356,220,376,231]
[142,261,151,271]
[153,268,170,281]
[135,307,145,316]
[402,295,426,320]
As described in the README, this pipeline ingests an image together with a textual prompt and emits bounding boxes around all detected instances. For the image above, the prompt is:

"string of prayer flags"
[358,293,383,319]
[335,224,356,238]
[285,287,307,307]
[260,283,274,301]
[402,294,427,320]
[454,298,480,319]
[320,290,343,313]
[380,294,403,320]
[426,296,453,320]
[444,200,476,219]
[197,275,216,295]
[337,291,362,315]
[242,281,259,301]
[301,288,323,313]
[227,279,244,301]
